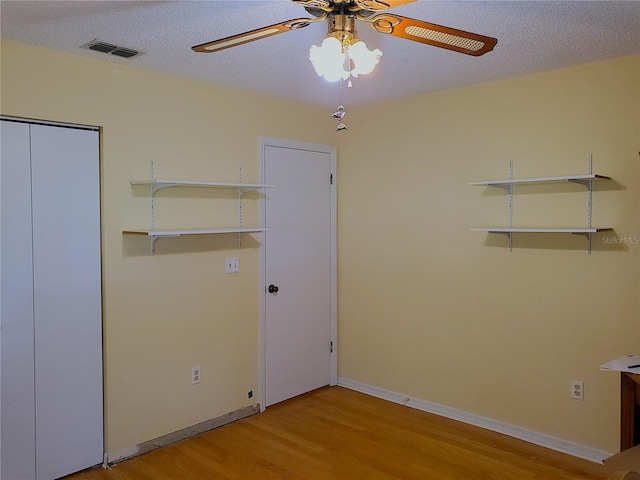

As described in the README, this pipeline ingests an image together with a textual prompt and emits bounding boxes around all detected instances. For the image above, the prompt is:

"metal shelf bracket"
[238,167,243,248]
[150,233,180,254]
[571,231,592,254]
[489,162,514,251]
[568,155,594,254]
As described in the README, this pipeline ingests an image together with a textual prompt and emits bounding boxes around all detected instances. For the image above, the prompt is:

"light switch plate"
[225,257,235,274]
[225,257,239,274]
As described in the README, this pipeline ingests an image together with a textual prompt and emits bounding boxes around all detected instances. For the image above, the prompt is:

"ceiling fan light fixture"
[348,40,382,77]
[309,35,382,82]
[309,36,350,82]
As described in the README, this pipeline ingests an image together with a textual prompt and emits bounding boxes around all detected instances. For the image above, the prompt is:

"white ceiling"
[2,1,639,108]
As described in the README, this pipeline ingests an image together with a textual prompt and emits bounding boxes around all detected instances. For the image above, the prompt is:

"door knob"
[268,284,279,295]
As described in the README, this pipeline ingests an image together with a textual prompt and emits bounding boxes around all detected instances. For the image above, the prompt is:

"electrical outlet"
[191,366,201,385]
[570,380,584,400]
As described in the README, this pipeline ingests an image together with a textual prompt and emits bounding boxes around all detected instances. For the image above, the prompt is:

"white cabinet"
[1,119,103,479]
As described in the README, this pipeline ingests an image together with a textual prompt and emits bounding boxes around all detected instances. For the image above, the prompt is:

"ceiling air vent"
[80,39,145,59]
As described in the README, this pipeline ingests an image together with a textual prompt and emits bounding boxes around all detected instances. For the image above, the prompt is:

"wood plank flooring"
[66,386,608,480]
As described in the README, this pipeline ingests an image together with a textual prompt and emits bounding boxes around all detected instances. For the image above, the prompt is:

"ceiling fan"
[192,0,497,62]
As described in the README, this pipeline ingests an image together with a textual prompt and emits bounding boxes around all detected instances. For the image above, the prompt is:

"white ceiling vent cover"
[80,39,145,59]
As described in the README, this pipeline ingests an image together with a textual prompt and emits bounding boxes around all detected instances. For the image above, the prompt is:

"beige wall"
[3,36,638,458]
[1,39,336,454]
[337,55,640,454]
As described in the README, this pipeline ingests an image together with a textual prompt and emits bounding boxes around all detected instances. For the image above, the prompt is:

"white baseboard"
[337,377,611,464]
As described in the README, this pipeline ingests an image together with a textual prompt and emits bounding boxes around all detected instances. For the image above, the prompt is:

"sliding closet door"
[1,120,37,480]
[1,120,102,479]
[30,124,103,479]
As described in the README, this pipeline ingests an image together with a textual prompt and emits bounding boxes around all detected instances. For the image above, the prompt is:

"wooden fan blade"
[369,14,497,56]
[352,0,416,12]
[290,0,334,12]
[192,18,316,53]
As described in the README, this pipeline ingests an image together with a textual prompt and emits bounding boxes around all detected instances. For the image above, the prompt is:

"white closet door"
[30,124,103,479]
[1,120,37,480]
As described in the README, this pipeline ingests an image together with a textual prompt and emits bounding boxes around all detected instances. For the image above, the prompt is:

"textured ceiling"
[1,1,640,108]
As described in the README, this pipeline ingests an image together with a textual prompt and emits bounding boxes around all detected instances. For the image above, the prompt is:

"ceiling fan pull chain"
[345,45,353,88]
[333,80,348,132]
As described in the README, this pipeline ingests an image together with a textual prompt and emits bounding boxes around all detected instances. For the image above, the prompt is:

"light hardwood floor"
[66,386,607,479]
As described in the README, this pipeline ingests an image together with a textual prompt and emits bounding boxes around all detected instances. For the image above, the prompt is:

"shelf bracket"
[150,186,177,230]
[238,167,243,248]
[148,160,181,254]
[490,230,513,251]
[567,154,594,222]
[508,162,513,251]
[147,160,178,232]
[568,155,594,254]
[571,231,592,255]
[149,160,157,253]
[150,233,181,255]
[150,160,156,230]
[151,235,159,255]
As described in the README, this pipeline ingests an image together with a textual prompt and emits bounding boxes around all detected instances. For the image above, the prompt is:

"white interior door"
[262,139,336,407]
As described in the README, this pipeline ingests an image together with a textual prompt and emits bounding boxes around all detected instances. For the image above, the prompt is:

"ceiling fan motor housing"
[328,14,358,46]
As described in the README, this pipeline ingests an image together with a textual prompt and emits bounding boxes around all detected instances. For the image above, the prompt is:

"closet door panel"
[0,120,37,480]
[30,125,103,479]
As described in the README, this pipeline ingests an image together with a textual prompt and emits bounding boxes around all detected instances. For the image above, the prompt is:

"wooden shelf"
[468,174,610,187]
[131,179,274,190]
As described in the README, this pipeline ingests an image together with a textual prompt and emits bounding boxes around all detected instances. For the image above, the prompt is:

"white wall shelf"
[124,162,273,253]
[130,179,274,190]
[470,156,611,254]
[124,227,268,237]
[471,227,612,234]
[468,174,610,187]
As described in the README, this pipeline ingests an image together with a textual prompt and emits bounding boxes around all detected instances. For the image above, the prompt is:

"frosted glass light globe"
[349,41,383,77]
[309,37,349,82]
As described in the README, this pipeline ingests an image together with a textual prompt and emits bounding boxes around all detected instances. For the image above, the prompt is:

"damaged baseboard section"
[105,404,260,466]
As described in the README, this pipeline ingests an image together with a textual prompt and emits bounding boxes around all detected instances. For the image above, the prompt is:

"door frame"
[258,137,337,411]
